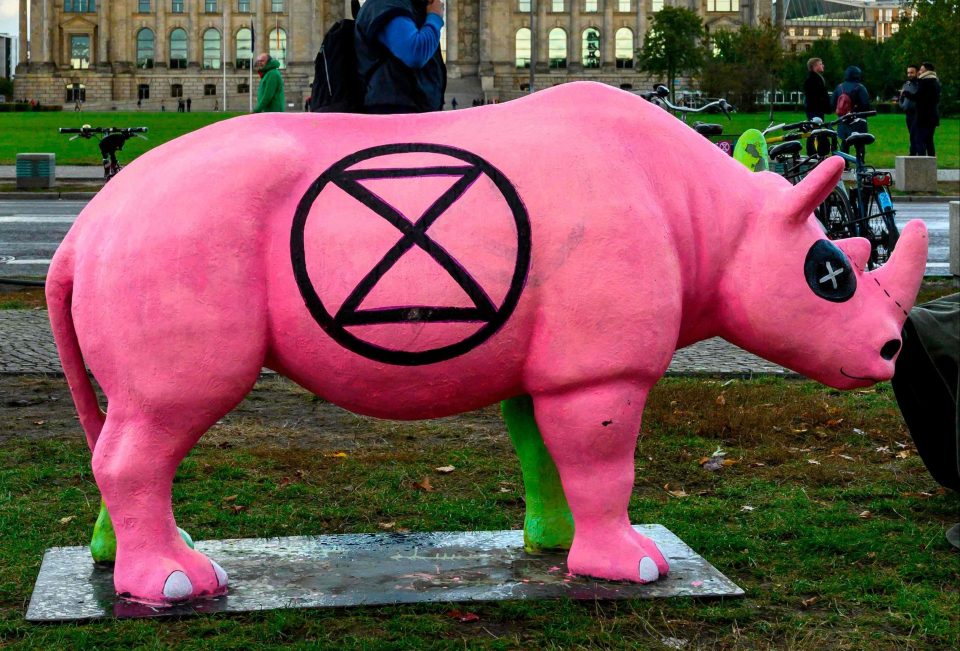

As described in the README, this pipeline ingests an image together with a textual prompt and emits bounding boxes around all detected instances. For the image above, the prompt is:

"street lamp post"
[529,0,537,93]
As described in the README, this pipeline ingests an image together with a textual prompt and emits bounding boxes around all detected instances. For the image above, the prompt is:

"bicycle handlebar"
[59,127,149,134]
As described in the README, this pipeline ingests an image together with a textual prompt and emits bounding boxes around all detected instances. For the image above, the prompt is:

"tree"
[638,7,706,98]
[895,0,959,113]
[700,21,785,110]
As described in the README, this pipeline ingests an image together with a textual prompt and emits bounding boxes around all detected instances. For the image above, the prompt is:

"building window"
[552,1,564,10]
[619,0,631,10]
[585,0,598,11]
[205,1,218,11]
[651,0,663,11]
[269,28,287,68]
[615,27,634,69]
[238,0,251,12]
[65,0,96,11]
[548,28,567,69]
[515,28,531,68]
[204,84,217,96]
[582,28,600,69]
[171,0,184,13]
[518,0,531,10]
[203,28,222,69]
[136,29,155,69]
[169,28,188,68]
[70,34,90,69]
[707,0,739,11]
[171,83,183,97]
[238,82,250,93]
[271,0,284,11]
[138,0,151,12]
[65,83,86,103]
[236,27,252,68]
[138,84,150,100]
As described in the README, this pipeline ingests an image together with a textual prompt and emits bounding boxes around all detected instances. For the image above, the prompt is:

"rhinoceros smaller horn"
[783,156,845,224]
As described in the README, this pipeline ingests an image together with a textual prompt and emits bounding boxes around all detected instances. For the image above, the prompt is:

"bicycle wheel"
[862,189,900,270]
[816,186,856,239]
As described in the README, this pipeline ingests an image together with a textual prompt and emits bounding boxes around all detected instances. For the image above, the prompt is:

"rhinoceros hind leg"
[90,500,195,565]
[533,382,669,583]
[92,407,238,604]
[502,395,574,552]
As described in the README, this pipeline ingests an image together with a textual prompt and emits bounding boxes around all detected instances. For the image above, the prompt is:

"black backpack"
[309,18,364,113]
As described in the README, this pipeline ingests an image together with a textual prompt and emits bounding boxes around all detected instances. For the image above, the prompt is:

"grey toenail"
[211,560,228,587]
[638,556,659,582]
[162,570,193,600]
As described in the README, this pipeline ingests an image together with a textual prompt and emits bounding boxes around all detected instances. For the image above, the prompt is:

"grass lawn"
[1,110,956,170]
[1,372,957,649]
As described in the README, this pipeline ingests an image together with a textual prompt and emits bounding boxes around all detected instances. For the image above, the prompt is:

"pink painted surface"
[45,82,927,603]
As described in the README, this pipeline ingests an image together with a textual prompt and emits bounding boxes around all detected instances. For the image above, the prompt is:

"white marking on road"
[0,216,78,223]
[1,259,53,265]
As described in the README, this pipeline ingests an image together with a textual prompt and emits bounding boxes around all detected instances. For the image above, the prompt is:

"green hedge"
[0,103,63,112]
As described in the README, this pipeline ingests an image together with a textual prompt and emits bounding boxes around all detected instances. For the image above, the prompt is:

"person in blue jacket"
[355,0,447,114]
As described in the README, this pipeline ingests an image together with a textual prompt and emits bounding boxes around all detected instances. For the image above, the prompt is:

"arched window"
[515,28,531,69]
[615,27,634,69]
[582,28,600,69]
[268,28,287,69]
[548,28,566,69]
[236,27,252,69]
[169,28,187,69]
[136,28,155,69]
[202,28,221,69]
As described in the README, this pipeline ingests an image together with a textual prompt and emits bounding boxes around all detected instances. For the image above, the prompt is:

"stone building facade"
[15,0,770,109]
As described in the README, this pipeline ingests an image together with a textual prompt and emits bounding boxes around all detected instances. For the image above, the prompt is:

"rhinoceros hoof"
[115,549,228,605]
[567,530,668,584]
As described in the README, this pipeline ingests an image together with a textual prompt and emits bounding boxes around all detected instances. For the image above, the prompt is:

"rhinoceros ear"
[782,156,845,224]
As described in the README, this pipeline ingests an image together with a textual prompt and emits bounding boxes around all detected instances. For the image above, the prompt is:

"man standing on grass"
[803,58,830,156]
[900,65,920,155]
[253,53,286,113]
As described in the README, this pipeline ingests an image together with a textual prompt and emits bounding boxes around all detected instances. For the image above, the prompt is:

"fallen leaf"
[901,491,934,499]
[839,454,856,461]
[222,494,238,502]
[792,428,809,433]
[378,521,396,530]
[413,477,434,492]
[229,504,247,513]
[59,516,75,525]
[715,394,726,406]
[801,596,820,608]
[435,465,455,474]
[497,487,511,493]
[34,420,45,426]
[853,428,866,436]
[664,483,688,499]
[859,510,872,519]
[895,441,909,449]
[445,610,479,623]
[740,505,755,512]
[807,459,821,465]
[825,418,844,427]
[867,552,877,559]
[722,459,739,467]
[875,446,891,454]
[325,451,348,459]
[749,461,766,467]
[895,450,911,459]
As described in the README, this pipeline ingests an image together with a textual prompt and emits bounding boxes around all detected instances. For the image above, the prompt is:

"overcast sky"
[0,0,18,38]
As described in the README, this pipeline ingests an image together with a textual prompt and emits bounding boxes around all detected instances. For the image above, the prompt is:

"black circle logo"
[290,144,531,366]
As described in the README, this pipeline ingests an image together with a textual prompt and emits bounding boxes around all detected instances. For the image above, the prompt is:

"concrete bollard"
[894,156,937,193]
[950,201,959,277]
[15,153,56,190]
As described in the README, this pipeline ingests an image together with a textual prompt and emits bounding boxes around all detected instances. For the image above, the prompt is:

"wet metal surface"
[26,525,743,621]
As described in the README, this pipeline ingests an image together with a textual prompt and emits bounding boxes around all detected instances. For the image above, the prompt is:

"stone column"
[224,1,233,69]
[537,0,548,70]
[446,0,459,66]
[156,0,167,69]
[97,0,109,66]
[42,0,53,64]
[256,0,268,58]
[570,0,581,66]
[603,0,615,68]
[189,0,200,66]
[636,0,645,50]
[478,0,492,75]
[18,0,28,65]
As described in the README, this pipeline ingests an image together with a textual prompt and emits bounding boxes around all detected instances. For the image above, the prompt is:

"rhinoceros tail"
[45,254,105,452]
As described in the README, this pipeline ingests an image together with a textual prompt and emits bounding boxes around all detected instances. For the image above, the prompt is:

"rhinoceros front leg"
[501,395,574,552]
[89,499,195,565]
[533,381,669,583]
[92,412,228,605]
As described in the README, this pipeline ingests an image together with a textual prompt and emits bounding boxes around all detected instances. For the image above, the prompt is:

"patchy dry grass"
[0,375,956,649]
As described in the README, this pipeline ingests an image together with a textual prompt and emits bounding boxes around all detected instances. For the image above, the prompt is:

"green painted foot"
[502,395,575,552]
[90,500,194,565]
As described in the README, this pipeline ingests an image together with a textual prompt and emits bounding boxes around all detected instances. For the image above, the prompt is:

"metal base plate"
[26,525,744,621]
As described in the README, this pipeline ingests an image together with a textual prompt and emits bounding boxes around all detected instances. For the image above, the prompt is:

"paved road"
[0,198,953,279]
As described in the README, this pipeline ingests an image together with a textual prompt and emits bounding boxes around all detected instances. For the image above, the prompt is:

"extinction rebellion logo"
[290,144,531,366]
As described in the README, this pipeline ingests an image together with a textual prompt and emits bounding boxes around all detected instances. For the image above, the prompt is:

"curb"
[893,195,960,203]
[1,192,98,200]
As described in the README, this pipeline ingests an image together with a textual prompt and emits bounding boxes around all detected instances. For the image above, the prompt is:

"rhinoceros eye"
[804,240,856,302]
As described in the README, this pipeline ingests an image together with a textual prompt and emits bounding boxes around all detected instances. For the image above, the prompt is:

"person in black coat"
[900,61,942,157]
[803,57,830,155]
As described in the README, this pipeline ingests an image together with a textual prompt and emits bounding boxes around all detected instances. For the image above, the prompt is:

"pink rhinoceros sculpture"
[46,82,927,605]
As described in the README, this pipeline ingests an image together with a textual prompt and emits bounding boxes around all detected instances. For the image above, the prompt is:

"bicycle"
[640,84,735,142]
[59,126,149,181]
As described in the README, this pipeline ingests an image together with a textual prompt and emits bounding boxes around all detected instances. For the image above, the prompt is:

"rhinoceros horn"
[867,219,928,309]
[782,156,846,223]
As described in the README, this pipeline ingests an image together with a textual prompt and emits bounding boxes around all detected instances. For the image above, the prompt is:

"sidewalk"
[0,309,793,377]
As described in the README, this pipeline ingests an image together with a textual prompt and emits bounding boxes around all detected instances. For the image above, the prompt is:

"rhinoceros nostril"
[880,339,902,360]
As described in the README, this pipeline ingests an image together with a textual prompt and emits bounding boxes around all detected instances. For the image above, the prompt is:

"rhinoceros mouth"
[840,367,883,382]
